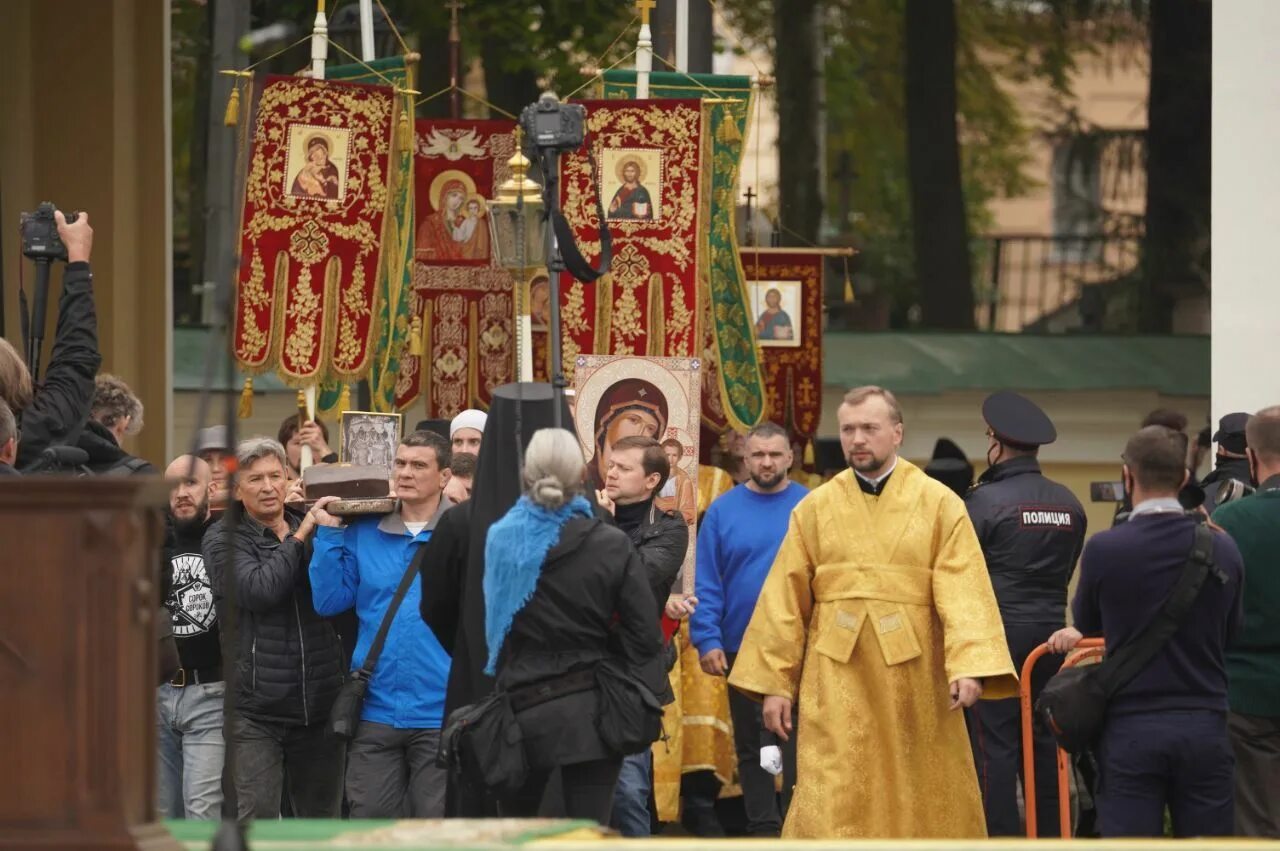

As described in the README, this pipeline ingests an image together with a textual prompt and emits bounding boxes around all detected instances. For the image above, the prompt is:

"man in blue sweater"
[310,430,455,818]
[691,422,807,837]
[1050,425,1244,837]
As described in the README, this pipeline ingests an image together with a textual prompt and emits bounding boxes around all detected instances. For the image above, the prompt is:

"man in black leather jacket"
[0,210,101,471]
[963,392,1086,836]
[202,437,345,821]
[597,434,689,837]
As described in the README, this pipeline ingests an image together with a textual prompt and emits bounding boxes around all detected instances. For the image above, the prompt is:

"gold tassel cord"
[224,84,241,127]
[397,106,413,152]
[337,383,352,413]
[843,256,855,303]
[238,377,255,419]
[804,440,815,467]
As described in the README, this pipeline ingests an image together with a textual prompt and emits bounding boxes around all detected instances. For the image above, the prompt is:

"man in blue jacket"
[690,421,807,837]
[310,430,455,818]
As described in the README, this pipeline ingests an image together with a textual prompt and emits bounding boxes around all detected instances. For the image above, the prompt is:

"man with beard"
[728,386,1016,838]
[596,434,690,837]
[690,422,807,837]
[157,455,223,819]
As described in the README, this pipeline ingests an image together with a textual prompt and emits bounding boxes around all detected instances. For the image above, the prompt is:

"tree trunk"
[773,0,823,246]
[904,0,974,330]
[480,39,540,121]
[1143,0,1211,332]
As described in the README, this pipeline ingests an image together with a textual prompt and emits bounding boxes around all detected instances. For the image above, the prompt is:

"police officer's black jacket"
[965,456,1087,626]
[202,505,344,726]
[15,262,102,471]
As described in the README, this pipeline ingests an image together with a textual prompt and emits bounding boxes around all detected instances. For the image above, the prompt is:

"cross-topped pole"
[744,185,758,247]
[636,0,655,98]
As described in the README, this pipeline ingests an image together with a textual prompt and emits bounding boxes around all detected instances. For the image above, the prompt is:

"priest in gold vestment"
[728,386,1017,838]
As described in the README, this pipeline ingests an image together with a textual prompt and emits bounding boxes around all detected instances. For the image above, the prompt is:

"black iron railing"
[974,232,1141,332]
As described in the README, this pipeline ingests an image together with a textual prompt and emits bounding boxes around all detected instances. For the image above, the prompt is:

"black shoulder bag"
[1036,523,1219,753]
[328,558,420,740]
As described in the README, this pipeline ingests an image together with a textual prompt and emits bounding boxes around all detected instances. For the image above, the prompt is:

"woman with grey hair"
[481,428,663,822]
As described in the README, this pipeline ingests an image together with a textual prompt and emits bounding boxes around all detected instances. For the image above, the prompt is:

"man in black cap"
[963,391,1087,836]
[1200,412,1252,513]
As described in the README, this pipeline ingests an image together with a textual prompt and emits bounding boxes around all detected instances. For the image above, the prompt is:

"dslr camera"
[20,202,78,262]
[521,92,586,154]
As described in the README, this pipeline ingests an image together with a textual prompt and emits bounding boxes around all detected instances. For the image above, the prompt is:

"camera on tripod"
[20,202,78,262]
[520,92,586,154]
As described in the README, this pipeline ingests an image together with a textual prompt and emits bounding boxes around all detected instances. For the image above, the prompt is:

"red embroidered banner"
[555,100,704,383]
[393,120,517,415]
[738,250,825,439]
[233,74,396,384]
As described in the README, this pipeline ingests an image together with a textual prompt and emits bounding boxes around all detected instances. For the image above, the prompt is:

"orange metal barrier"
[1019,637,1105,838]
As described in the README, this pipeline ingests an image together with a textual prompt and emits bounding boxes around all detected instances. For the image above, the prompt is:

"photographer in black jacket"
[0,210,101,471]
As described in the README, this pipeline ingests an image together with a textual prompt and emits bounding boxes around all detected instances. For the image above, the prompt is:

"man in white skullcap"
[450,409,487,455]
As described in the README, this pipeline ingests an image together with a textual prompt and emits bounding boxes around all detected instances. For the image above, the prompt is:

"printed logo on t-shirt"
[1019,505,1075,529]
[167,552,216,637]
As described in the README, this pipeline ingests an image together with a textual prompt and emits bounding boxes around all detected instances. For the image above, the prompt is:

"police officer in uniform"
[1200,412,1253,513]
[964,391,1087,836]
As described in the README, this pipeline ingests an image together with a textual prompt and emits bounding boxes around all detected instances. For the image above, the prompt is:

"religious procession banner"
[233,74,397,387]
[395,119,518,416]
[741,249,825,439]
[316,56,417,414]
[555,99,704,384]
[601,71,767,433]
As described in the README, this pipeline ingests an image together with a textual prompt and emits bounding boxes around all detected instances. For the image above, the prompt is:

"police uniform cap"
[1212,412,1250,454]
[982,391,1056,448]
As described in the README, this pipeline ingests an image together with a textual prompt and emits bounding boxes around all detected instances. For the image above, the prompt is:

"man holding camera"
[0,209,100,471]
[1050,426,1244,837]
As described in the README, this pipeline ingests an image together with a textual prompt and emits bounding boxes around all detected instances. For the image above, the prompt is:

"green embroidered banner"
[601,71,765,431]
[318,56,416,414]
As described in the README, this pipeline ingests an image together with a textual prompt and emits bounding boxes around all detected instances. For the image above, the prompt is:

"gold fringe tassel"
[238,377,254,418]
[337,383,351,413]
[843,256,855,303]
[409,315,424,356]
[397,108,413,151]
[224,85,241,127]
[804,440,815,467]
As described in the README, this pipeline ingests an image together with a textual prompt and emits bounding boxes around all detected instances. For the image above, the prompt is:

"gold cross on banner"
[635,0,656,25]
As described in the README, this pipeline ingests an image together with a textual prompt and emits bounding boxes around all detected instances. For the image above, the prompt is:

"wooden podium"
[0,478,180,850]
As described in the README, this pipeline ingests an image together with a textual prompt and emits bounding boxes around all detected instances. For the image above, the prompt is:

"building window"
[1050,140,1102,262]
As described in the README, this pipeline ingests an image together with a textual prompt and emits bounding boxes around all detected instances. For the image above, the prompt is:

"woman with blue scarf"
[484,428,663,822]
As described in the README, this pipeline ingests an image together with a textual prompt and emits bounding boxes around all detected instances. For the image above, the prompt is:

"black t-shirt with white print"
[163,516,221,671]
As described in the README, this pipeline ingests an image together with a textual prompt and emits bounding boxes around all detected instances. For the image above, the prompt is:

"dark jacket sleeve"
[637,513,689,608]
[203,519,307,614]
[15,262,102,469]
[616,547,664,671]
[418,502,468,654]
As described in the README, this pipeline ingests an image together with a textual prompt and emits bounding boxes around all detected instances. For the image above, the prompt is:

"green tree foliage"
[719,0,1037,323]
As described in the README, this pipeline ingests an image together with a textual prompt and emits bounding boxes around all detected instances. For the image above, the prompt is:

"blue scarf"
[483,494,594,675]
